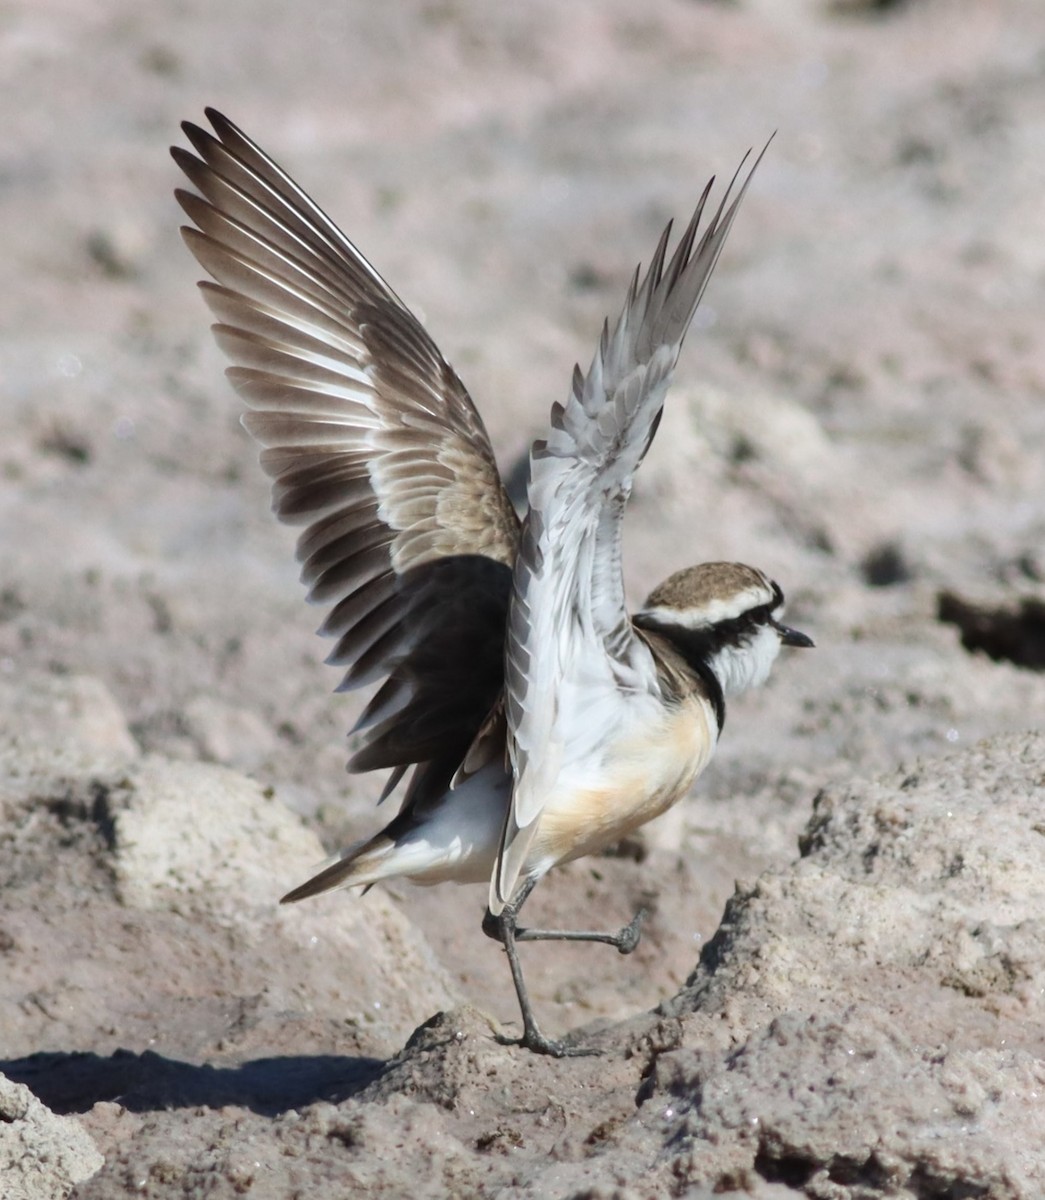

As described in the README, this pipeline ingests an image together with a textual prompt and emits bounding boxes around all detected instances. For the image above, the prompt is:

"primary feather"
[174,109,520,825]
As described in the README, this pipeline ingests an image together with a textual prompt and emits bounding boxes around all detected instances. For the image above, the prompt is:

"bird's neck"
[632,618,726,733]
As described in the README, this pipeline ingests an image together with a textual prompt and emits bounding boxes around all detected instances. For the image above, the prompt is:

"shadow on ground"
[2,1049,385,1116]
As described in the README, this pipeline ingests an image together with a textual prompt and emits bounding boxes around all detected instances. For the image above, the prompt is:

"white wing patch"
[493,145,769,912]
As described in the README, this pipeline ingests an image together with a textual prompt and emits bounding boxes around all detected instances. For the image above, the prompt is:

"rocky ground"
[2,0,1045,1196]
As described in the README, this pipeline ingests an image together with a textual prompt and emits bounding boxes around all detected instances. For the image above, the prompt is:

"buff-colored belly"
[526,695,717,873]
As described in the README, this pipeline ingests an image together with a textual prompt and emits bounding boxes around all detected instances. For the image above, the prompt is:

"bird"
[172,109,813,1057]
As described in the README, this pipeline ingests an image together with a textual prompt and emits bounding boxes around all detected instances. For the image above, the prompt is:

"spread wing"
[494,144,769,911]
[172,109,520,794]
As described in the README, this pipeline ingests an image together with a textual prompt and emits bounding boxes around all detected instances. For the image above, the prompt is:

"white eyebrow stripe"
[638,585,774,629]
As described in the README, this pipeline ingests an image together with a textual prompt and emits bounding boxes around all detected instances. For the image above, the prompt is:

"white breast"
[526,693,718,875]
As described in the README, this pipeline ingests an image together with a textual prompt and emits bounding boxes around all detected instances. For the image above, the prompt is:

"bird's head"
[634,561,813,698]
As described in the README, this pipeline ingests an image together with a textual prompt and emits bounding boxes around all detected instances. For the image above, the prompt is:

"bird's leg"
[512,906,648,955]
[482,878,647,1055]
[482,877,596,1057]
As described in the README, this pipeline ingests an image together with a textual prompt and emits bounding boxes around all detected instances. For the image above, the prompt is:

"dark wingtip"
[178,119,205,144]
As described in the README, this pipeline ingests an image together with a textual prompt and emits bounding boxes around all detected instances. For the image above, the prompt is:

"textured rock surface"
[0,1074,103,1200]
[642,733,1045,1197]
[0,671,138,799]
[0,674,460,1075]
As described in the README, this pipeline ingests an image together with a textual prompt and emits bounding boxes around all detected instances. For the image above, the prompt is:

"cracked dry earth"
[3,0,1045,1197]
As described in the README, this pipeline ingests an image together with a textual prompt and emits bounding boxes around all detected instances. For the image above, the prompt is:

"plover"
[173,110,812,1056]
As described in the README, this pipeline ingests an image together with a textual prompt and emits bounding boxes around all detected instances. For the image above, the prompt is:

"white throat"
[707,623,782,697]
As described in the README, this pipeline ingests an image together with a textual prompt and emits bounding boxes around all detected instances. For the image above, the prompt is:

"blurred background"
[2,0,1045,1033]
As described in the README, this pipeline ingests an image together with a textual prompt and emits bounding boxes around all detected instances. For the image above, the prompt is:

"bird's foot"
[494,1025,600,1058]
[614,906,647,955]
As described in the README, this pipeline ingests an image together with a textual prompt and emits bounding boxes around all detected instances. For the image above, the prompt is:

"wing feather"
[493,142,770,911]
[173,110,520,796]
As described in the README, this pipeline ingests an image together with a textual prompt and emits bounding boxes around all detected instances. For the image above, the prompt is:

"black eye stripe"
[634,585,784,647]
[729,599,778,630]
[698,604,770,644]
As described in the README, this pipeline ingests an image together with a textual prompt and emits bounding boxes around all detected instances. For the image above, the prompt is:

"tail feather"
[280,834,395,902]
